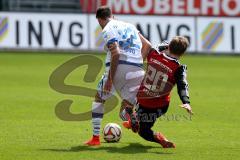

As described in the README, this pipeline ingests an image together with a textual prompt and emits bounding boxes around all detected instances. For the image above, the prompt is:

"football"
[103,123,122,142]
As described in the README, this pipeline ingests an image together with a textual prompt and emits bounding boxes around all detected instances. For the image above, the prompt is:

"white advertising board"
[197,17,240,53]
[0,12,240,54]
[0,12,88,50]
[89,15,196,52]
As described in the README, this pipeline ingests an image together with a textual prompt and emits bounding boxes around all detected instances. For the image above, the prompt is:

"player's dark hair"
[96,6,112,19]
[169,36,189,56]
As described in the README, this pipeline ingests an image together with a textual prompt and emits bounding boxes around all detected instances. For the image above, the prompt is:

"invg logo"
[15,20,84,47]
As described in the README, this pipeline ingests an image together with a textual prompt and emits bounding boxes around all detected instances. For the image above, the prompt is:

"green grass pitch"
[0,52,240,160]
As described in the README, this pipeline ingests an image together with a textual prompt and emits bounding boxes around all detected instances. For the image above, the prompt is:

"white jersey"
[102,19,143,66]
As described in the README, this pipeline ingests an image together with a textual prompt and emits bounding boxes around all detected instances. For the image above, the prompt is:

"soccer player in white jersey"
[85,6,151,146]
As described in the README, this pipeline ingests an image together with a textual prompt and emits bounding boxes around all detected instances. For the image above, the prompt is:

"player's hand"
[179,104,193,115]
[103,79,112,94]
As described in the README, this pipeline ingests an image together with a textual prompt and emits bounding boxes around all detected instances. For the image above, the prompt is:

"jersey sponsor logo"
[118,27,140,53]
[149,58,173,73]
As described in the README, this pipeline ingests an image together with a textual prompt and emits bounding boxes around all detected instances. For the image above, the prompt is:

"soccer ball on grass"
[103,123,122,142]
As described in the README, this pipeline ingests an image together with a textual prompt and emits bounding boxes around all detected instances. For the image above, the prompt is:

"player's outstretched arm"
[139,33,152,60]
[175,65,193,115]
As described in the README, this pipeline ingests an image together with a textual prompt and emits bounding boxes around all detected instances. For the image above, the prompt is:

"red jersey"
[137,49,182,109]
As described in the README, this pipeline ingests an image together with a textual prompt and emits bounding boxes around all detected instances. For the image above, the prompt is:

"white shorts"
[97,64,145,105]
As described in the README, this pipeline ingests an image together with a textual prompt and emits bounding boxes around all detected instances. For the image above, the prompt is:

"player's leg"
[137,106,157,142]
[84,93,104,146]
[114,64,144,132]
[121,99,140,132]
[113,64,144,122]
[137,106,175,148]
[119,100,132,121]
[85,73,115,146]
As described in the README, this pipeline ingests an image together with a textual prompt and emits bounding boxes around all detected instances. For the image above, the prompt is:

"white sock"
[92,102,104,136]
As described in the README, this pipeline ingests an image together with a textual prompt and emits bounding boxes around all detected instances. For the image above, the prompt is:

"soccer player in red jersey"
[123,36,193,148]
